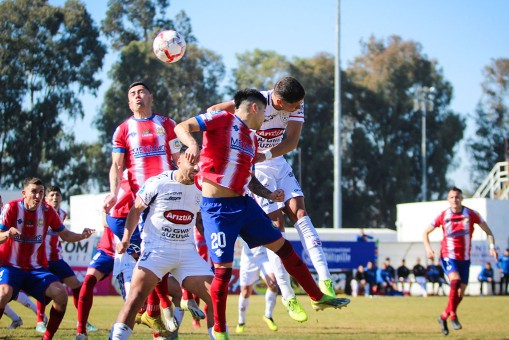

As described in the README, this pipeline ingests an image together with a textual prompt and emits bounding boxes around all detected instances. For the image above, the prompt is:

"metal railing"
[473,162,509,199]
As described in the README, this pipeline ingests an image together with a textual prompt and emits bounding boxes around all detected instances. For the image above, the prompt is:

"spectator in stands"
[498,249,509,295]
[427,259,446,296]
[384,258,396,281]
[478,262,495,296]
[377,263,397,295]
[365,261,377,296]
[356,229,374,242]
[412,258,428,297]
[397,259,412,294]
[351,265,368,297]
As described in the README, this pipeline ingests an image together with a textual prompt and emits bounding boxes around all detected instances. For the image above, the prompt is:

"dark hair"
[448,186,463,195]
[273,76,305,103]
[23,177,44,188]
[47,185,62,195]
[128,81,151,93]
[233,88,267,109]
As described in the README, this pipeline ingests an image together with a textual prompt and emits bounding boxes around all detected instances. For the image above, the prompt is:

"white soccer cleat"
[162,306,179,332]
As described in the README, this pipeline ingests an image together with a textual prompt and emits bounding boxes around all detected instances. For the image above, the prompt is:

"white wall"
[69,193,108,232]
[396,198,509,249]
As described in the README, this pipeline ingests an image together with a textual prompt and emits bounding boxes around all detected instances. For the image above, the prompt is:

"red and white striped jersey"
[112,114,181,193]
[0,200,64,269]
[45,208,67,261]
[255,90,304,153]
[430,206,484,261]
[96,226,116,258]
[196,110,257,195]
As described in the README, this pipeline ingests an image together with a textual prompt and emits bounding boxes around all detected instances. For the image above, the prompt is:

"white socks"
[265,289,277,318]
[294,216,331,280]
[238,295,250,324]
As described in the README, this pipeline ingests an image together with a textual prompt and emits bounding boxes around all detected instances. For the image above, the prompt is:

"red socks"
[77,274,97,334]
[211,267,232,332]
[43,306,65,339]
[443,279,461,319]
[275,240,323,301]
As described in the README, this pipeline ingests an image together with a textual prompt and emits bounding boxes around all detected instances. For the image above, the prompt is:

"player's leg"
[110,266,160,339]
[0,282,15,319]
[77,251,113,337]
[201,196,246,339]
[261,272,279,331]
[174,249,214,338]
[39,279,69,340]
[283,196,335,297]
[167,276,184,327]
[4,303,23,329]
[265,210,308,322]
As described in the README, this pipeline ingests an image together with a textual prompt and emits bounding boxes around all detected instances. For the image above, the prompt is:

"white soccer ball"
[152,30,186,64]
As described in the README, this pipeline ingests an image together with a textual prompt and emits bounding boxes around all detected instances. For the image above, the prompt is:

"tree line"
[1,0,507,229]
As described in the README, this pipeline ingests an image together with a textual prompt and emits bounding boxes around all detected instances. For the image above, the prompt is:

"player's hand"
[116,240,129,254]
[254,152,265,163]
[81,228,96,239]
[185,144,200,165]
[426,248,435,260]
[103,194,117,213]
[490,248,498,261]
[6,227,21,238]
[269,189,285,202]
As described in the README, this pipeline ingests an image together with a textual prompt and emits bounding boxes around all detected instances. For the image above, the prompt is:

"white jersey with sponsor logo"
[137,170,202,249]
[255,90,304,154]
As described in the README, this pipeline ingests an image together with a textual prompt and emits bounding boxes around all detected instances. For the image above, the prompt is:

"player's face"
[278,99,303,112]
[22,184,45,210]
[251,101,266,130]
[45,191,62,209]
[178,155,200,183]
[128,85,152,112]
[447,190,463,212]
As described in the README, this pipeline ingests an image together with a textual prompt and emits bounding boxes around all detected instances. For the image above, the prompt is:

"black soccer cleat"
[437,316,449,336]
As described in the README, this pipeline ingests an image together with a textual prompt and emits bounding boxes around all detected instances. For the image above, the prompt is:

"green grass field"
[1,295,508,339]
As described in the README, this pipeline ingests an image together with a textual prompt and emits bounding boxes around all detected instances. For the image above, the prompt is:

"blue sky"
[51,0,509,191]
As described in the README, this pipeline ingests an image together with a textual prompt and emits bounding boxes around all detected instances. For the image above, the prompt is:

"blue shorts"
[48,259,76,281]
[88,249,114,278]
[0,266,59,303]
[440,258,470,284]
[106,214,141,255]
[200,196,282,264]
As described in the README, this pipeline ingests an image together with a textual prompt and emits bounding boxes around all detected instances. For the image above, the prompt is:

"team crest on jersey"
[38,218,44,227]
[173,139,182,150]
[257,128,284,140]
[141,129,152,136]
[163,210,194,224]
[156,127,166,136]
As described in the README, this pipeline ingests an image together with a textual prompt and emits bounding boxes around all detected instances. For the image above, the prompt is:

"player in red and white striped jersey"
[0,177,94,340]
[423,186,498,335]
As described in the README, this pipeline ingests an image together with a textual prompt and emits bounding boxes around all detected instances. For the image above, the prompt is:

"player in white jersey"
[236,242,279,334]
[110,152,214,340]
[208,76,335,323]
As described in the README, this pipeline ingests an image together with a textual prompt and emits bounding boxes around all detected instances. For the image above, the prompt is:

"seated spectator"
[427,259,446,296]
[351,265,368,297]
[478,262,496,296]
[384,257,396,281]
[376,263,398,295]
[356,229,374,242]
[412,258,428,297]
[397,259,412,294]
[365,261,377,296]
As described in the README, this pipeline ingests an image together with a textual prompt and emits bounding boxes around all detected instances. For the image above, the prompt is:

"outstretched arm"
[423,225,436,260]
[207,100,235,113]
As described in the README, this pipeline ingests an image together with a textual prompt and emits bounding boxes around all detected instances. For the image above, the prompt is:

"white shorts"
[113,252,137,281]
[253,157,303,214]
[137,244,213,284]
[239,245,273,287]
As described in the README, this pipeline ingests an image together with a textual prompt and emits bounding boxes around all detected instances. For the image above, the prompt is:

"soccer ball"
[152,30,186,64]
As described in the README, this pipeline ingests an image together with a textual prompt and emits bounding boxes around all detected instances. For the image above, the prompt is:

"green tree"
[94,4,225,190]
[344,36,464,228]
[0,0,105,190]
[467,58,509,185]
